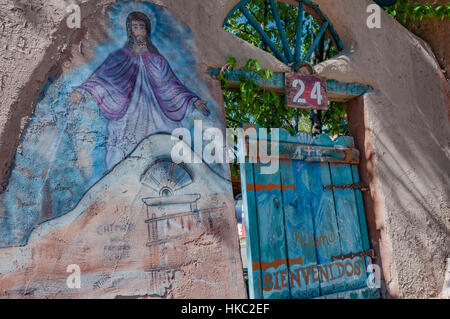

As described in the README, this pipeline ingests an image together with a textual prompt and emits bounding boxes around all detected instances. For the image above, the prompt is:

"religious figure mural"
[0,0,245,299]
[72,11,209,170]
[0,2,226,248]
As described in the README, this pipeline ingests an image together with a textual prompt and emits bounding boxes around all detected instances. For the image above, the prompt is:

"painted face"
[131,20,147,44]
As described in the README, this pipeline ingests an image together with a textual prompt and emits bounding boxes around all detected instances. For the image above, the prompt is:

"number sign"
[285,74,328,110]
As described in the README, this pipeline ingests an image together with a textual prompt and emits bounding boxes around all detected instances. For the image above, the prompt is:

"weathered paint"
[240,127,377,299]
[0,134,246,298]
[240,163,263,299]
[271,142,359,164]
[0,0,244,298]
[283,159,320,298]
[309,161,344,295]
[329,163,367,291]
[243,138,360,164]
[253,163,290,299]
[208,68,372,102]
[285,73,328,110]
[0,0,228,249]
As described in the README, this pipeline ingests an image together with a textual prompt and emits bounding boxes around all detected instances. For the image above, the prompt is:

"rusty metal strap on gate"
[332,249,375,262]
[323,183,369,192]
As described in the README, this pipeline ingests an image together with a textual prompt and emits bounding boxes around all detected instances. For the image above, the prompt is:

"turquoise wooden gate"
[239,127,379,299]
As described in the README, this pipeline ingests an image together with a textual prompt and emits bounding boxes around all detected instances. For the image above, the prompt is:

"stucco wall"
[347,96,400,298]
[313,0,450,298]
[0,0,449,298]
[0,0,248,298]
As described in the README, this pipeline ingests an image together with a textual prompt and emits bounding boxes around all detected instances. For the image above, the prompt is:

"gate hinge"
[323,183,369,192]
[332,249,376,262]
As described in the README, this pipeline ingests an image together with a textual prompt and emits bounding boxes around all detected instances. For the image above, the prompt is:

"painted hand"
[194,99,210,117]
[69,91,83,106]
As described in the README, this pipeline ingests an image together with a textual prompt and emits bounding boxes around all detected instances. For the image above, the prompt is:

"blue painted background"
[0,1,226,248]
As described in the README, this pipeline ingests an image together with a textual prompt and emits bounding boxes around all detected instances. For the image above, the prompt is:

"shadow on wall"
[353,91,450,298]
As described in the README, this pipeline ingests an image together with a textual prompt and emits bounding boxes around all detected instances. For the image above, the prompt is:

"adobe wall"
[0,0,249,298]
[0,0,448,298]
[314,0,450,298]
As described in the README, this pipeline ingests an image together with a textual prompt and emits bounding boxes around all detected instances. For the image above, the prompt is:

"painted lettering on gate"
[258,258,366,292]
[292,227,337,249]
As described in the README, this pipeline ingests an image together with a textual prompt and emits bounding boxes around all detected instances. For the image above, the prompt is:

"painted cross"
[285,73,328,110]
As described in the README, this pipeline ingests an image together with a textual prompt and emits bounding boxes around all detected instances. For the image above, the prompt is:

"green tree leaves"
[218,57,307,132]
[384,0,450,23]
[217,57,349,138]
[221,1,349,137]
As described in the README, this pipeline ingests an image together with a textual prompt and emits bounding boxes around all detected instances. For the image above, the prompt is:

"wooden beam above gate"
[208,68,372,102]
[243,139,360,165]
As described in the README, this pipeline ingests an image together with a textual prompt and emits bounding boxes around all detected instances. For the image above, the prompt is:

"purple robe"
[80,47,199,170]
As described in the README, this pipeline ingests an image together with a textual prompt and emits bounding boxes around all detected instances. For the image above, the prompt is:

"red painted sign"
[285,73,328,110]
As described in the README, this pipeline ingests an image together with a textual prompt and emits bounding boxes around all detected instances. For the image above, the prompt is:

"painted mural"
[0,133,245,298]
[0,2,227,248]
[0,0,244,298]
[75,11,210,171]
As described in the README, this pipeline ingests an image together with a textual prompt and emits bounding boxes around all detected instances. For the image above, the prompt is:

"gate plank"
[253,163,290,299]
[240,162,263,299]
[279,159,299,298]
[329,163,367,291]
[283,160,321,298]
[350,165,370,252]
[351,165,372,282]
[308,162,349,295]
